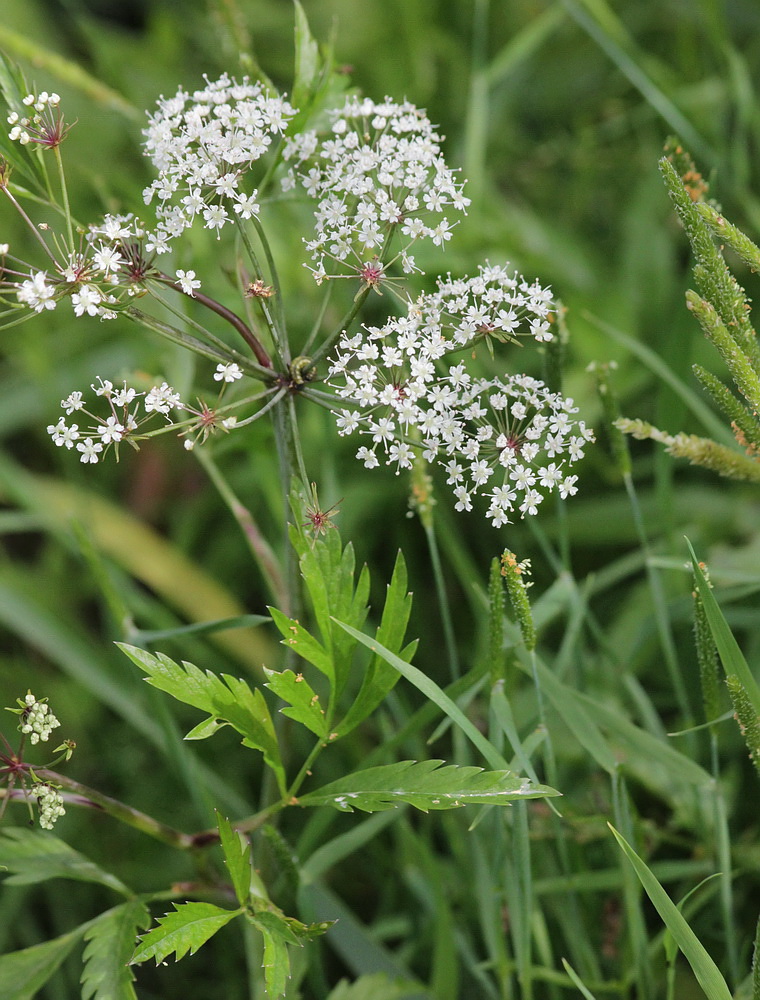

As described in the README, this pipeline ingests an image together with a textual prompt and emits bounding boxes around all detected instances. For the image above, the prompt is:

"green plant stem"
[622,472,692,721]
[710,734,738,985]
[235,217,287,362]
[271,395,300,620]
[53,145,74,252]
[249,213,287,334]
[2,185,58,265]
[11,768,194,849]
[310,285,372,366]
[153,275,272,368]
[194,448,288,610]
[124,305,269,377]
[423,521,460,681]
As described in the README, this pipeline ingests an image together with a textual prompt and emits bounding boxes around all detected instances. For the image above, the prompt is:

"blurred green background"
[2,1,760,997]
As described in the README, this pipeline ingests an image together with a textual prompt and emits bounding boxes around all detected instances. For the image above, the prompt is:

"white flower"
[214,362,243,383]
[145,382,182,414]
[283,96,469,281]
[20,695,61,744]
[175,269,201,295]
[71,284,102,317]
[35,784,65,829]
[61,391,85,414]
[142,74,296,249]
[76,437,103,463]
[326,288,593,526]
[17,272,56,312]
[47,418,80,449]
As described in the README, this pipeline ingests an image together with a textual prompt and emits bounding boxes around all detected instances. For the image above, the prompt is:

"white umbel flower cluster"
[20,693,61,745]
[328,268,593,527]
[142,73,296,252]
[282,96,470,281]
[35,783,66,830]
[413,262,556,351]
[46,377,185,464]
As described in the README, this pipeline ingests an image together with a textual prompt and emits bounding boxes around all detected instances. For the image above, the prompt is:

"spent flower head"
[8,91,72,149]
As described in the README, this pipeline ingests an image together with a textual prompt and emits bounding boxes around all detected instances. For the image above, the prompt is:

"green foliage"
[117,643,286,792]
[3,1,760,997]
[81,901,150,1000]
[297,759,555,812]
[610,825,733,1000]
[131,901,242,965]
[0,828,131,894]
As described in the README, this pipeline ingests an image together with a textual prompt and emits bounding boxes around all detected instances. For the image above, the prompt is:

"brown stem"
[156,274,273,369]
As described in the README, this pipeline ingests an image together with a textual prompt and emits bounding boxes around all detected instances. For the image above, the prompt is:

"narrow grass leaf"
[688,541,760,716]
[609,825,732,1000]
[561,959,599,999]
[332,618,511,771]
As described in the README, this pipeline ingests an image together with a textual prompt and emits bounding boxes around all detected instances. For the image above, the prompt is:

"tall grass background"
[1,0,759,997]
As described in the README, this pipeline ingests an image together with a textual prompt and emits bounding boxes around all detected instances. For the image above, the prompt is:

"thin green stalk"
[234,216,287,361]
[302,281,334,356]
[53,145,73,252]
[193,448,287,611]
[611,770,653,998]
[286,395,310,488]
[249,213,286,333]
[310,284,372,365]
[622,471,692,721]
[423,520,460,681]
[2,185,58,265]
[271,395,300,620]
[710,734,738,984]
[124,305,267,376]
[152,276,272,369]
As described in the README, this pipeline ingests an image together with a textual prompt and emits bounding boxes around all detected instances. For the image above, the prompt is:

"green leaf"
[0,828,131,895]
[560,959,599,1000]
[0,927,83,1000]
[131,901,241,966]
[216,812,252,907]
[609,825,732,1000]
[326,972,426,1000]
[297,760,558,813]
[263,667,329,738]
[117,644,285,792]
[688,542,760,717]
[259,925,289,1000]
[81,900,151,1000]
[336,551,413,736]
[292,0,320,107]
[332,618,511,771]
[268,607,334,680]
